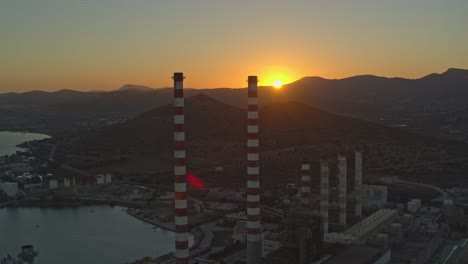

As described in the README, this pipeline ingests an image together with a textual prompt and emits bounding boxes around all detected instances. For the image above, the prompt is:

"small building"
[262,232,283,257]
[232,220,247,244]
[407,199,421,213]
[325,245,391,264]
[49,179,58,189]
[0,182,18,198]
[362,185,387,209]
[326,209,398,245]
[105,174,112,184]
[64,178,71,187]
[96,174,105,185]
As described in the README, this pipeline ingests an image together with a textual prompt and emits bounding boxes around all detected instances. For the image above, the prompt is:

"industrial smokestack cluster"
[354,152,363,217]
[173,73,189,264]
[170,72,365,263]
[338,153,347,226]
[300,161,311,208]
[246,76,262,264]
[320,156,329,237]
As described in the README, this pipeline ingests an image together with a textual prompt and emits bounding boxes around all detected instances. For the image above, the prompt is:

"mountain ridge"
[63,93,468,186]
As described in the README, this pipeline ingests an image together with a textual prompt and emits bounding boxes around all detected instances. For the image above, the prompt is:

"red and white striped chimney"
[246,76,261,264]
[173,72,189,264]
[320,155,329,237]
[354,151,362,217]
[338,153,347,226]
[300,160,311,208]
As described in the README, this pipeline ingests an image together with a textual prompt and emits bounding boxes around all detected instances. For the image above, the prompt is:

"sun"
[273,80,283,89]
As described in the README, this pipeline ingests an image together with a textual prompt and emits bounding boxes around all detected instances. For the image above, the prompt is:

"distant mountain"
[1,68,468,140]
[115,84,155,92]
[421,68,468,80]
[64,94,468,187]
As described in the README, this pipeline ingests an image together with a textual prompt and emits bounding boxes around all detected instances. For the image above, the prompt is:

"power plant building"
[362,185,388,209]
[0,182,18,198]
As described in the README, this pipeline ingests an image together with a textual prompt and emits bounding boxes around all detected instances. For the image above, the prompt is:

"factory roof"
[325,245,387,264]
[344,209,397,239]
[285,208,320,226]
[233,220,247,235]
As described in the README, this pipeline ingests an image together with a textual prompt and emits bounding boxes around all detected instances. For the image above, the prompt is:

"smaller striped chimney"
[354,151,363,217]
[173,72,189,264]
[320,155,329,236]
[300,161,311,208]
[338,153,347,226]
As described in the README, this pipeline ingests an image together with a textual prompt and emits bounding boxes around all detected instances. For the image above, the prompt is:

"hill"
[61,94,468,187]
[115,84,155,92]
[1,68,468,140]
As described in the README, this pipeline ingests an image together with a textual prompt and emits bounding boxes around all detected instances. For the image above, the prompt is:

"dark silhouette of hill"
[116,84,155,92]
[1,68,468,139]
[64,94,468,187]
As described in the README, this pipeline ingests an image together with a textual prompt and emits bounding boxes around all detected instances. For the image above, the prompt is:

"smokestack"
[173,72,189,264]
[247,76,261,264]
[300,161,311,208]
[338,153,347,226]
[354,151,363,217]
[320,155,329,237]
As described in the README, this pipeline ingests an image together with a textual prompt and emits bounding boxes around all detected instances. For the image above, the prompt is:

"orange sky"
[1,1,468,92]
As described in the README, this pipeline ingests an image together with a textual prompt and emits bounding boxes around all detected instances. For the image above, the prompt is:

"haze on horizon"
[1,0,468,93]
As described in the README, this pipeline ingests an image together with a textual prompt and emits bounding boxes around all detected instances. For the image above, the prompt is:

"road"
[223,249,246,264]
[392,178,449,202]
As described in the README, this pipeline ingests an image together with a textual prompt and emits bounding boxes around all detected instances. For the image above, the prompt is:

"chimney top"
[173,72,184,81]
[248,76,258,83]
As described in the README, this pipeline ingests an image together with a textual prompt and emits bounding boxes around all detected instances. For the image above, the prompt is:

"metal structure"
[354,152,362,217]
[320,155,329,237]
[300,161,311,208]
[246,76,262,264]
[338,153,347,226]
[173,72,189,264]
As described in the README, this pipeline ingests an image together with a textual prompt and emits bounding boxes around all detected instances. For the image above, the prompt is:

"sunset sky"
[1,0,468,92]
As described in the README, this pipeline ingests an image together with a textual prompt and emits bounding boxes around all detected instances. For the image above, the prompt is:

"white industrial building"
[325,209,398,245]
[362,185,388,209]
[105,174,112,184]
[64,178,71,187]
[96,174,105,184]
[96,174,112,185]
[0,182,18,198]
[262,232,282,257]
[407,199,421,213]
[232,220,247,244]
[49,179,58,189]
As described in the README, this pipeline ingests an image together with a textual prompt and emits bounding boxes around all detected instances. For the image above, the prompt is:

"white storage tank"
[64,178,71,187]
[105,174,112,184]
[0,182,18,198]
[96,174,105,185]
[444,200,454,206]
[49,179,58,189]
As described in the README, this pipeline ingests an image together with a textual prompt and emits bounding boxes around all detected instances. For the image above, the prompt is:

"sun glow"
[273,80,283,89]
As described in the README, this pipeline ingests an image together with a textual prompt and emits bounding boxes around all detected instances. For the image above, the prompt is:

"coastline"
[1,200,203,250]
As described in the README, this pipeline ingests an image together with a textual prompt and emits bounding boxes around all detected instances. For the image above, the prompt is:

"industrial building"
[362,184,388,210]
[0,182,18,198]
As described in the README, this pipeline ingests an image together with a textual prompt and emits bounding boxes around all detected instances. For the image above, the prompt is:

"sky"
[1,0,468,92]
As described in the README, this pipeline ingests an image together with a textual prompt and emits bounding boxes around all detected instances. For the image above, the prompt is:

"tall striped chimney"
[354,151,362,217]
[300,161,311,208]
[173,72,189,264]
[338,153,347,226]
[247,76,261,264]
[320,155,329,236]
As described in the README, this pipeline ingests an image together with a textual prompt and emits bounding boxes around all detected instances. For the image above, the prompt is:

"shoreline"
[1,200,203,248]
[126,208,176,232]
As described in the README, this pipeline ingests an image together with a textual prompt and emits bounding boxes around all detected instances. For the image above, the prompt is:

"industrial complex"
[2,73,468,264]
